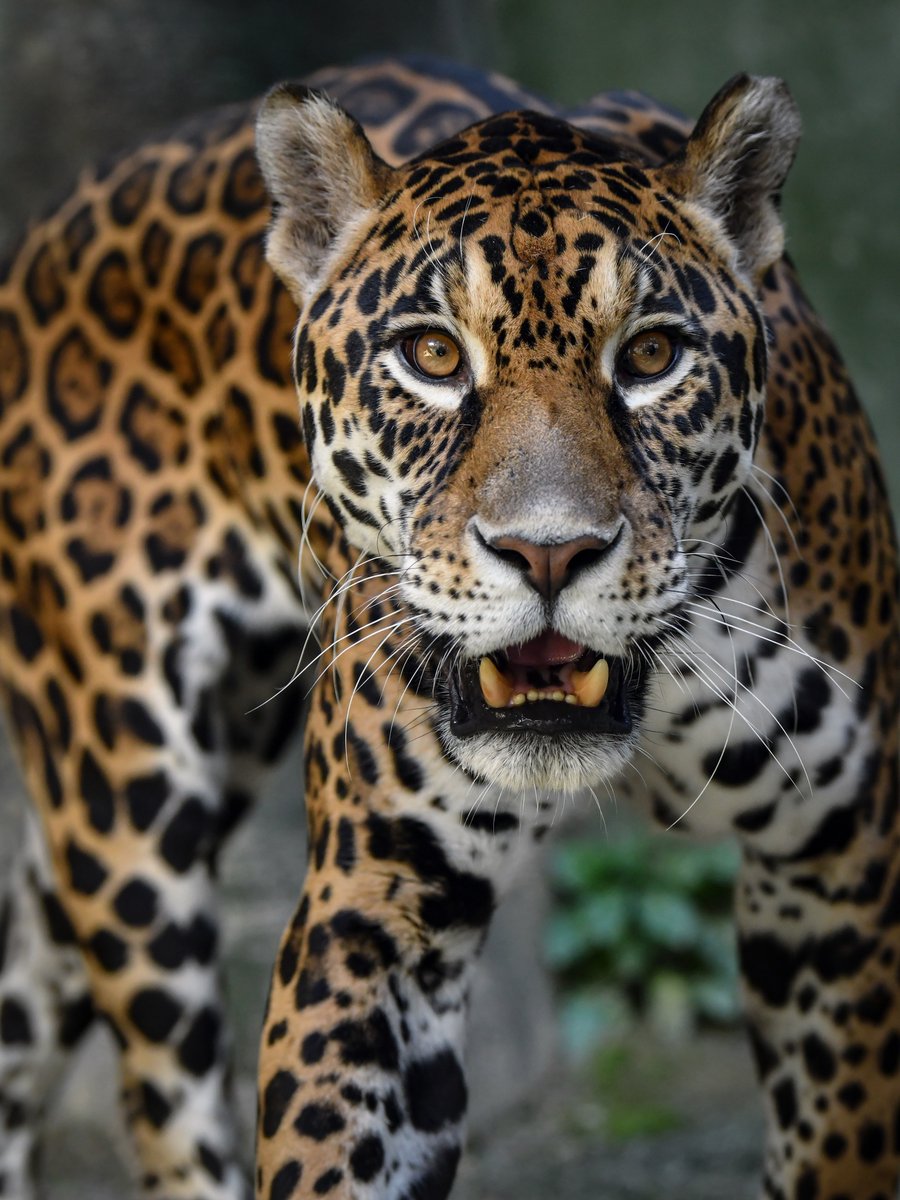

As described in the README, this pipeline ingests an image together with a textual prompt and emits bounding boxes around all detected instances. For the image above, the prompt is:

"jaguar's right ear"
[256,83,393,307]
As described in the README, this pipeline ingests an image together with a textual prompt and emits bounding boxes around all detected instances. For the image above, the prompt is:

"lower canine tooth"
[479,657,513,708]
[571,659,610,708]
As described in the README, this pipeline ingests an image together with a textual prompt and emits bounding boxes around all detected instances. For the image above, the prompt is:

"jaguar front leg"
[737,760,900,1200]
[256,828,488,1200]
[255,567,531,1200]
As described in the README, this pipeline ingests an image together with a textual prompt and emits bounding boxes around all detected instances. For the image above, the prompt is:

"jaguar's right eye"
[400,330,463,380]
[617,329,679,381]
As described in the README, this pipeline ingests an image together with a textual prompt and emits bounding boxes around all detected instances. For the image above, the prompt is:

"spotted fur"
[0,56,897,1200]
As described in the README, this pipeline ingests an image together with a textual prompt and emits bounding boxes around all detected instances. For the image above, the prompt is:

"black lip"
[448,655,633,739]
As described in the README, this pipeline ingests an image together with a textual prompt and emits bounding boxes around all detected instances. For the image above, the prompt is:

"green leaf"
[591,1041,632,1090]
[691,976,742,1023]
[635,890,701,949]
[656,839,739,894]
[547,833,741,1029]
[607,1102,682,1140]
[558,989,632,1059]
[543,910,591,969]
[551,843,611,893]
[581,890,629,947]
[695,921,739,976]
[611,939,653,982]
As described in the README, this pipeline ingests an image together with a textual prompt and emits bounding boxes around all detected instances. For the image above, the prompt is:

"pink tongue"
[506,632,585,668]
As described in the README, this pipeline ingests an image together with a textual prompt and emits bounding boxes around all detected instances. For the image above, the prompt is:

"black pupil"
[631,334,669,372]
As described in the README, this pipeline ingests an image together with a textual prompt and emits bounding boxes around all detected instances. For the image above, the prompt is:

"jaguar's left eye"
[401,330,463,380]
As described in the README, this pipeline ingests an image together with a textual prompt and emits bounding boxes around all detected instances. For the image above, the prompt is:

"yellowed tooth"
[571,659,610,708]
[512,693,527,706]
[527,690,539,702]
[479,657,513,708]
[566,694,579,705]
[551,690,565,702]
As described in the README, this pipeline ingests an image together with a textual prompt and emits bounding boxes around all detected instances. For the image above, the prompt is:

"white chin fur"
[439,724,635,794]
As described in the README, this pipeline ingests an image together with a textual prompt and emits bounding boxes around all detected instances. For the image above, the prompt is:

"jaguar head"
[257,75,800,793]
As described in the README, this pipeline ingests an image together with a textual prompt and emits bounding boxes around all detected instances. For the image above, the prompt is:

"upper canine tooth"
[571,659,610,708]
[479,657,513,708]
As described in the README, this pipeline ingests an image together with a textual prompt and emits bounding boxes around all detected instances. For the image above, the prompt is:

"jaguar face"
[257,75,799,792]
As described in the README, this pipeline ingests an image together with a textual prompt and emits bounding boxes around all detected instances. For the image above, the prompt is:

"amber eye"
[619,329,678,380]
[402,330,462,379]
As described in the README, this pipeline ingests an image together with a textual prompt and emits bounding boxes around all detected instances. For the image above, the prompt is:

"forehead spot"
[511,194,555,266]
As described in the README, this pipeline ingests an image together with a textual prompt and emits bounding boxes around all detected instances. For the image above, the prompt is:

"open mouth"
[448,631,633,739]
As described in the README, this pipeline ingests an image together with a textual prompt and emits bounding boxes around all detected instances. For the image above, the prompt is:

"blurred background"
[3,0,899,469]
[1,2,898,1197]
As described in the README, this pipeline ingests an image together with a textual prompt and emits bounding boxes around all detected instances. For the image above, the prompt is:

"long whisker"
[739,482,792,632]
[683,602,855,696]
[245,561,413,716]
[306,617,416,706]
[658,614,812,798]
[749,462,803,553]
[340,622,422,777]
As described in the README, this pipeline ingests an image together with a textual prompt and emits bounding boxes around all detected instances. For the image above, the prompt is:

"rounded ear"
[255,83,393,305]
[661,75,802,280]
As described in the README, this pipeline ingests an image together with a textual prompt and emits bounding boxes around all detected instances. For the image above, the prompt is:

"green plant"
[545,832,741,1056]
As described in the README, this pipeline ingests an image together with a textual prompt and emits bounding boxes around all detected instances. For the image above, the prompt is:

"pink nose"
[486,532,615,600]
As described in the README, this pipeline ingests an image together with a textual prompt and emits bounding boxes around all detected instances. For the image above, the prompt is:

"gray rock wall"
[0,0,503,251]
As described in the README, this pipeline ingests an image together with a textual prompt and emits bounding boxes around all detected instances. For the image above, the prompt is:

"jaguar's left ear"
[661,75,801,279]
[256,83,394,306]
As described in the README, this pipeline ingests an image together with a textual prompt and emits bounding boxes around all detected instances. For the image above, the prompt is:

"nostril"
[546,533,617,596]
[567,544,608,575]
[489,542,535,572]
[562,526,623,578]
[471,524,536,572]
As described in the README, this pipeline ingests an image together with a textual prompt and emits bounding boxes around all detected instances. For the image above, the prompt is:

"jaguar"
[0,54,897,1200]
